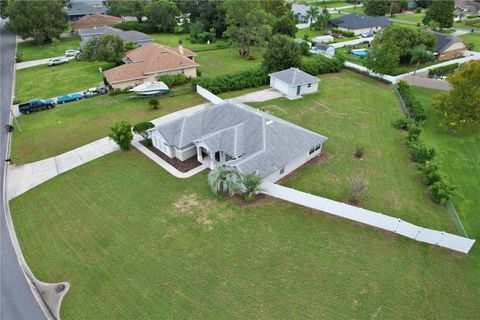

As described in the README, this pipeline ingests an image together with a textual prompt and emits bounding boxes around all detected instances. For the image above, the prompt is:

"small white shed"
[312,35,334,43]
[312,43,335,58]
[269,68,320,97]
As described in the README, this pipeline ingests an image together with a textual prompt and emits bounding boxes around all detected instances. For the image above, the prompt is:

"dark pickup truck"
[18,98,55,114]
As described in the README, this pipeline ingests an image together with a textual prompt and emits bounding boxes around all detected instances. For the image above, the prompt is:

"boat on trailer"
[129,81,170,96]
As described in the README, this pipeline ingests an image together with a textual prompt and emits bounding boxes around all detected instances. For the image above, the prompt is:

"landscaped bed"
[140,140,202,172]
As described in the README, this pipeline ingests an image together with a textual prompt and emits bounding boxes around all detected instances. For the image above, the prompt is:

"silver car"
[65,49,79,57]
[48,57,69,66]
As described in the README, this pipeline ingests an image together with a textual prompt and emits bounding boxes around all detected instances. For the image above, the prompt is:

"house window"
[280,167,285,175]
[309,148,315,155]
[314,144,321,151]
[308,83,312,88]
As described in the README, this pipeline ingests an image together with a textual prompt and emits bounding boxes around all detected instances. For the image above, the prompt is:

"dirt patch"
[140,140,201,172]
[172,193,216,230]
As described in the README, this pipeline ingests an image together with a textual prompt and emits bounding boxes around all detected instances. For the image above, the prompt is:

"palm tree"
[239,172,264,202]
[306,6,320,29]
[408,44,435,75]
[208,166,240,196]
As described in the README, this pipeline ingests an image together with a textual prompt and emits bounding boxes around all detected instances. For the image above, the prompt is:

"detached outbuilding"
[269,68,320,98]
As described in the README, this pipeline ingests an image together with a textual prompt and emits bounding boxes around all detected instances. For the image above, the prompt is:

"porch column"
[197,146,203,162]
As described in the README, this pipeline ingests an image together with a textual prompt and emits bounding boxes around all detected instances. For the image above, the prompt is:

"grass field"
[16,36,80,61]
[300,0,352,8]
[459,32,480,50]
[454,20,480,30]
[15,60,113,102]
[340,6,364,13]
[10,75,480,317]
[195,48,263,77]
[390,12,425,23]
[149,33,230,52]
[410,86,480,239]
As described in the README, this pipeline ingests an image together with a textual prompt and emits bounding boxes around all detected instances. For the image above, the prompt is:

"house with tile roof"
[104,42,199,90]
[269,68,320,97]
[330,13,391,35]
[149,99,327,182]
[434,33,467,61]
[72,13,124,32]
[79,26,153,48]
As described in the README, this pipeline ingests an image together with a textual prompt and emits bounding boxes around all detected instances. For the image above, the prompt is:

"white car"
[65,49,79,57]
[47,57,69,66]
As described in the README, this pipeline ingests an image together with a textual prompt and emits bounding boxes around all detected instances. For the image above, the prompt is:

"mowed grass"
[390,12,425,23]
[195,48,263,77]
[149,33,229,51]
[410,86,480,239]
[11,93,206,164]
[250,70,451,230]
[16,36,80,61]
[459,32,480,49]
[10,149,480,319]
[15,60,113,102]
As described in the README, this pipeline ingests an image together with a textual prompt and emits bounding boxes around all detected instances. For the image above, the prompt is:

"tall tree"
[224,0,271,56]
[363,0,389,16]
[272,12,298,37]
[305,6,320,29]
[262,35,301,72]
[408,44,435,75]
[5,0,68,44]
[0,0,10,19]
[415,0,433,8]
[364,38,400,75]
[423,0,455,28]
[106,0,148,22]
[260,0,291,17]
[182,0,226,37]
[82,35,125,64]
[433,61,480,130]
[146,0,180,32]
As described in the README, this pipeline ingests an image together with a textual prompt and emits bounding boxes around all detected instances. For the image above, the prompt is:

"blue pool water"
[351,49,369,57]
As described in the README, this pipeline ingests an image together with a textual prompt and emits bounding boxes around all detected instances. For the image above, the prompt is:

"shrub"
[300,55,344,75]
[115,21,158,33]
[124,41,138,51]
[208,166,240,196]
[15,51,24,63]
[429,180,456,205]
[416,8,422,13]
[354,145,365,159]
[396,81,426,123]
[332,28,354,37]
[108,120,133,150]
[346,176,369,205]
[148,99,159,110]
[392,117,415,130]
[194,68,269,94]
[51,38,60,46]
[406,124,422,142]
[239,172,264,202]
[158,74,188,87]
[419,161,442,186]
[196,32,216,44]
[428,63,459,78]
[408,140,435,163]
[133,121,154,145]
[299,41,312,56]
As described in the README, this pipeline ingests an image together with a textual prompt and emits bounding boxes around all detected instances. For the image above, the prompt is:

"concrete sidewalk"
[16,56,75,70]
[331,37,373,48]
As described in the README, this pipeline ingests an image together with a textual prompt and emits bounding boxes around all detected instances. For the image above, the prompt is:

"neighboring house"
[103,42,198,90]
[312,43,335,58]
[456,0,480,13]
[72,13,124,33]
[149,100,327,182]
[66,1,107,20]
[292,3,315,24]
[79,26,153,47]
[269,68,320,97]
[312,35,334,43]
[330,13,392,35]
[434,33,468,61]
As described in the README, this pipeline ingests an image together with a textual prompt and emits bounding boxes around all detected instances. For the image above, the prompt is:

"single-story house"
[312,35,334,43]
[292,3,315,24]
[312,43,335,58]
[149,100,327,182]
[434,33,467,61]
[104,42,198,90]
[66,1,107,21]
[72,13,124,33]
[269,68,320,97]
[330,13,392,35]
[456,0,480,13]
[79,26,153,47]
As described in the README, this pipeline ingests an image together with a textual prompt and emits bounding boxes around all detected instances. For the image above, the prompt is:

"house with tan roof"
[72,13,124,33]
[104,42,199,90]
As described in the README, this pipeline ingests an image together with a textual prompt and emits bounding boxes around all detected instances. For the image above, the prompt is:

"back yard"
[17,36,80,61]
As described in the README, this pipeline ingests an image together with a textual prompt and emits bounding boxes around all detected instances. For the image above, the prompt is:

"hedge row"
[158,74,188,87]
[115,21,158,33]
[428,63,459,78]
[396,80,426,123]
[332,28,355,38]
[301,55,344,75]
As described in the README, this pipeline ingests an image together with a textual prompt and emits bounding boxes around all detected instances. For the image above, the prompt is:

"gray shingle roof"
[434,32,464,53]
[153,100,327,178]
[269,68,320,87]
[67,2,107,16]
[79,26,152,47]
[330,13,391,30]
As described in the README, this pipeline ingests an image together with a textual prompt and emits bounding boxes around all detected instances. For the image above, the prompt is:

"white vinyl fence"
[196,85,224,105]
[262,182,476,254]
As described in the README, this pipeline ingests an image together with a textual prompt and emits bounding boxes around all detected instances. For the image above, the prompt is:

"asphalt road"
[1,26,46,320]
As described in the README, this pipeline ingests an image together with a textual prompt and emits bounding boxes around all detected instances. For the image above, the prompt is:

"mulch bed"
[140,140,202,173]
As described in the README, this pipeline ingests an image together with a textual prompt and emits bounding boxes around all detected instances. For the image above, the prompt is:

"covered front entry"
[196,145,225,170]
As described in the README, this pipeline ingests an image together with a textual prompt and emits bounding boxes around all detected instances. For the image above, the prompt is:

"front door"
[296,85,301,95]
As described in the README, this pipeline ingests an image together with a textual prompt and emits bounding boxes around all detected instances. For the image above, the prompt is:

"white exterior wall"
[298,82,319,95]
[151,133,174,158]
[264,145,322,183]
[175,144,197,161]
[271,77,319,97]
[339,26,383,35]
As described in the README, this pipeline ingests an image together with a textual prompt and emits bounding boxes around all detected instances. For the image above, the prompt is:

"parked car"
[18,99,55,114]
[48,57,69,66]
[360,31,374,38]
[83,87,100,98]
[65,49,79,57]
[56,93,84,104]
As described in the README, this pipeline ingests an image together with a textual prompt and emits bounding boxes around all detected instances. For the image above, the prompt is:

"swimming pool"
[351,49,369,57]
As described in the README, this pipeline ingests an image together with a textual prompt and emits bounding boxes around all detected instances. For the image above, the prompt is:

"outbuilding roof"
[434,32,466,53]
[330,13,391,30]
[153,100,327,178]
[269,68,320,87]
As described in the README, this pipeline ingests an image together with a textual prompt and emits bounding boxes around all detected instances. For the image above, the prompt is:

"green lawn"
[195,48,263,77]
[340,6,364,14]
[454,20,480,30]
[390,12,425,23]
[17,36,80,62]
[296,28,356,43]
[149,33,230,52]
[391,20,423,29]
[10,99,480,318]
[410,86,480,239]
[15,60,113,102]
[459,32,480,50]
